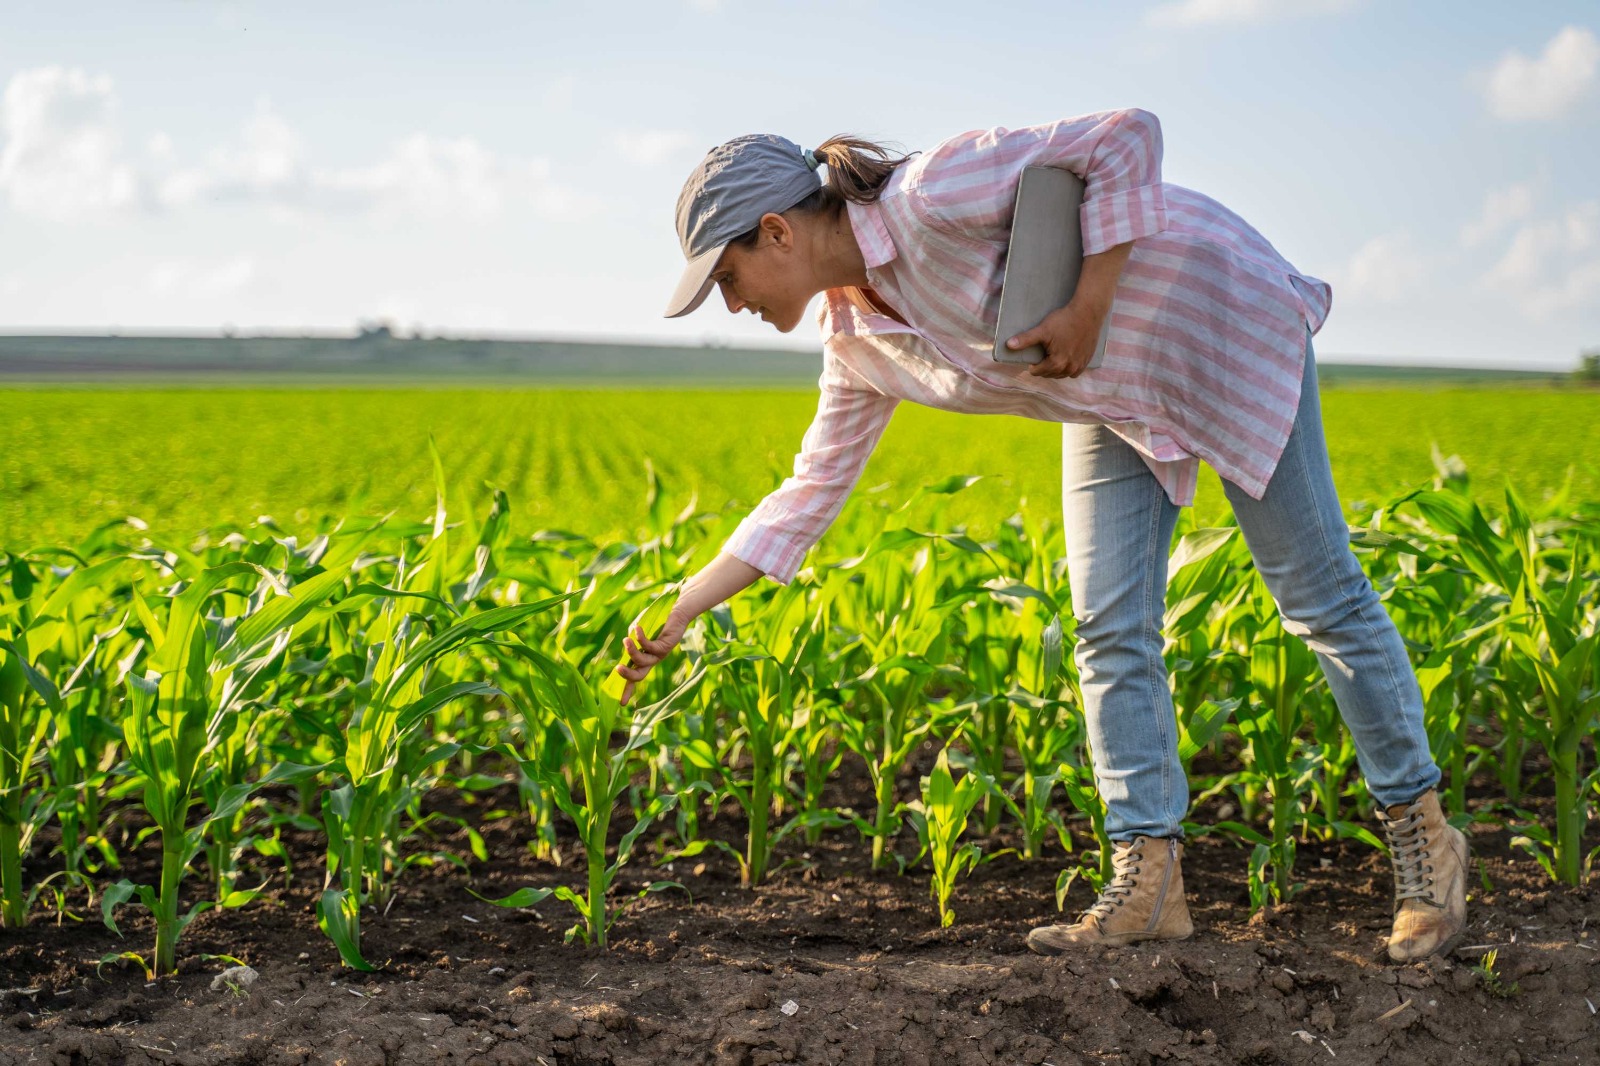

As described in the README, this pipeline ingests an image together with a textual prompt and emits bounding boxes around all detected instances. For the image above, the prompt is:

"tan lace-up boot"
[1026,835,1193,954]
[1373,788,1469,963]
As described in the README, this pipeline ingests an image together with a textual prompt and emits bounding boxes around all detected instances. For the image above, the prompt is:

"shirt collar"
[846,197,899,270]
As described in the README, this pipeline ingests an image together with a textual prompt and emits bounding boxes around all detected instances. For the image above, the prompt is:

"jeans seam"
[1145,484,1173,838]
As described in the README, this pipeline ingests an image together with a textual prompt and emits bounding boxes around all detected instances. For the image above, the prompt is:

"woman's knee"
[1272,551,1383,640]
[1072,597,1167,669]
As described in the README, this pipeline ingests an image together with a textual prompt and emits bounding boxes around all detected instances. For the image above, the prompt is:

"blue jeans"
[1060,329,1441,842]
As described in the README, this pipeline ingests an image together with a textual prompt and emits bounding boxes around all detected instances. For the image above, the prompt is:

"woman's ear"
[760,211,793,248]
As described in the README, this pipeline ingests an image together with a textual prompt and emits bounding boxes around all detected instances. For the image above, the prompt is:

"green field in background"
[4,386,1599,553]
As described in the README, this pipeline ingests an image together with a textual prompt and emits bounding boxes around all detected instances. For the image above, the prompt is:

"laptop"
[992,165,1111,370]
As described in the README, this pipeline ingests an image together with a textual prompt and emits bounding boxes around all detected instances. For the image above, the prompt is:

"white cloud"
[1482,200,1600,317]
[157,99,304,208]
[1460,181,1536,248]
[1144,0,1359,28]
[147,257,256,299]
[609,129,693,168]
[0,66,140,216]
[1483,25,1600,121]
[1336,233,1426,305]
[314,134,602,219]
[0,69,595,222]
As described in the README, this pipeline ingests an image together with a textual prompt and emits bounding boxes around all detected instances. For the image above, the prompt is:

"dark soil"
[2,759,1597,1066]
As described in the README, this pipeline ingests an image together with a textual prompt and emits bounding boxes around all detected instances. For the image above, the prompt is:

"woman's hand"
[616,607,692,707]
[1005,241,1133,379]
[1006,297,1109,379]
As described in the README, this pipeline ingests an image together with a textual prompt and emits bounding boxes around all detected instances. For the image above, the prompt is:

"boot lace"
[1083,841,1143,923]
[1379,802,1438,907]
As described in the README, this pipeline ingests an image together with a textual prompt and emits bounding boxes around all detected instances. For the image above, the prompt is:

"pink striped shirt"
[723,108,1332,585]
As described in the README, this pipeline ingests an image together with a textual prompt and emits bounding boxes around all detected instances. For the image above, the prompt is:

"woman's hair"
[726,135,918,250]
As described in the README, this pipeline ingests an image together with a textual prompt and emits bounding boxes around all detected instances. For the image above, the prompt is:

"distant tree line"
[1580,348,1600,383]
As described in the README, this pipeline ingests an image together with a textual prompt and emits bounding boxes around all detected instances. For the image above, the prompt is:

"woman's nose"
[719,279,755,314]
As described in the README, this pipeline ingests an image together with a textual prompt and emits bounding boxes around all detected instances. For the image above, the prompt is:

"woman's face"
[710,212,814,334]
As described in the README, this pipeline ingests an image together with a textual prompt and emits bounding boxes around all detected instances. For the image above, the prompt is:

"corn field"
[1,451,1596,976]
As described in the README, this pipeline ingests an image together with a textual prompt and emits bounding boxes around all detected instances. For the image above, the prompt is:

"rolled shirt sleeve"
[909,107,1167,254]
[721,350,899,585]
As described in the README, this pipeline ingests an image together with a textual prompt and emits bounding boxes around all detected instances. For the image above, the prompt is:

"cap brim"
[663,241,727,319]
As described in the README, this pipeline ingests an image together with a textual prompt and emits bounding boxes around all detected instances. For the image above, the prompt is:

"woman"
[621,111,1469,964]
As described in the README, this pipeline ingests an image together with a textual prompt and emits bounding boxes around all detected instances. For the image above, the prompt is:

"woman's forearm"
[670,551,765,623]
[1072,240,1134,314]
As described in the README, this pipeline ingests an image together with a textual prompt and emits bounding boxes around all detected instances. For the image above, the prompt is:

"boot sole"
[1026,928,1192,956]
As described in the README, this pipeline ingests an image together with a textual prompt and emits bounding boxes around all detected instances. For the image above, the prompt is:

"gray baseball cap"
[665,134,823,319]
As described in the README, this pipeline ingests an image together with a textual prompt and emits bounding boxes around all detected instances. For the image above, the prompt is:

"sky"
[1,1,1597,370]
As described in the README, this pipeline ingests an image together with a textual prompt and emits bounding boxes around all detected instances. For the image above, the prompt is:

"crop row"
[1,453,1596,975]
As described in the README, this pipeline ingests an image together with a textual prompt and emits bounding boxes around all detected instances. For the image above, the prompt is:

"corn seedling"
[103,561,348,975]
[481,639,705,946]
[903,745,985,927]
[315,589,574,969]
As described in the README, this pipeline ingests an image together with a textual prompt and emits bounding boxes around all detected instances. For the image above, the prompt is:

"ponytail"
[810,135,917,206]
[726,135,917,250]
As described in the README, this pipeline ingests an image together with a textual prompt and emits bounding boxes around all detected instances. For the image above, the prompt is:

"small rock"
[779,999,799,1017]
[210,966,259,992]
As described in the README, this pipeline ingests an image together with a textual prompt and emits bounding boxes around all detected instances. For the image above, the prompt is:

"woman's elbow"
[1112,108,1163,174]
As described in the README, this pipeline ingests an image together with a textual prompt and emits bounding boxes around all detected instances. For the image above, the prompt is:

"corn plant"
[45,616,130,883]
[480,640,705,947]
[0,634,60,927]
[1007,611,1079,859]
[786,572,854,845]
[23,555,131,886]
[953,603,1080,862]
[103,560,349,975]
[960,608,1015,836]
[672,644,801,887]
[1402,483,1599,884]
[314,589,575,969]
[1054,762,1111,904]
[903,746,984,927]
[1232,592,1320,908]
[1502,498,1598,886]
[1,551,135,923]
[830,539,966,871]
[681,579,845,885]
